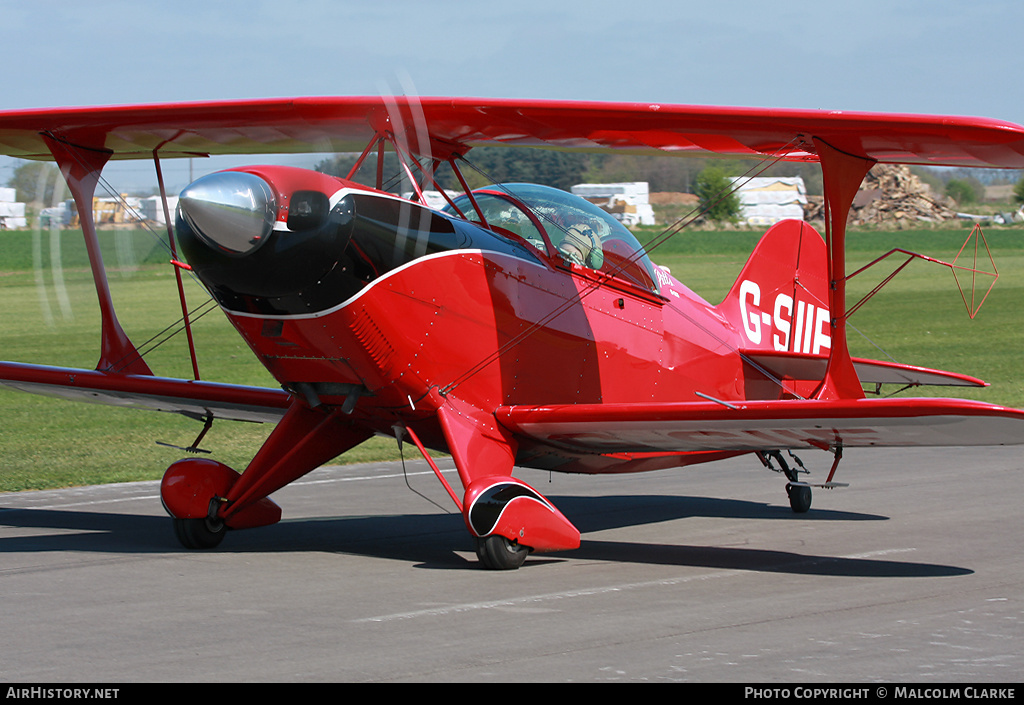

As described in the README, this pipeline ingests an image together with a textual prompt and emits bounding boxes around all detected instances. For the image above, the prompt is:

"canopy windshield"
[450,183,660,293]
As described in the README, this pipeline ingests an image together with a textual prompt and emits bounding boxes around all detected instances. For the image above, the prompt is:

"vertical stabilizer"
[718,219,831,355]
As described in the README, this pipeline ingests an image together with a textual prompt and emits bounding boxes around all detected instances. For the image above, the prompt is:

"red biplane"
[1,97,1023,569]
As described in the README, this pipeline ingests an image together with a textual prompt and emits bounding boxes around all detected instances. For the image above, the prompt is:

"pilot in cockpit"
[557,223,605,269]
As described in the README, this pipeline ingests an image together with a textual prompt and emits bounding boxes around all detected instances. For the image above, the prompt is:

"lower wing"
[0,361,289,423]
[497,397,1024,455]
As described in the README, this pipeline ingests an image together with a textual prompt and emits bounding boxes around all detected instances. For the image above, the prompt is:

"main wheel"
[173,516,226,549]
[786,483,812,513]
[476,535,530,570]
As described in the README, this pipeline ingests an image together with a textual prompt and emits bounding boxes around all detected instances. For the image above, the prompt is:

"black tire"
[173,517,226,549]
[786,483,812,513]
[476,535,530,570]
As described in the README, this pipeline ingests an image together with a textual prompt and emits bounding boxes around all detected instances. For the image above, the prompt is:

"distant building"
[140,195,179,224]
[571,182,656,227]
[0,187,27,228]
[730,176,807,225]
[37,196,157,228]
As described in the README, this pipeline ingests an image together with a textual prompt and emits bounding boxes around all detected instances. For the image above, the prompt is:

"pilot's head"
[559,224,604,269]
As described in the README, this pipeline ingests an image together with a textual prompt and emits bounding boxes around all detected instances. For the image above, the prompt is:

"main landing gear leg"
[397,423,536,571]
[433,397,581,570]
[161,401,373,550]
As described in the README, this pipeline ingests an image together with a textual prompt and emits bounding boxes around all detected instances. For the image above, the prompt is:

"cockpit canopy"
[446,183,660,293]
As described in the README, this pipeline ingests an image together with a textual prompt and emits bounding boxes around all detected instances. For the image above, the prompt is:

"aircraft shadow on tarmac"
[0,493,970,578]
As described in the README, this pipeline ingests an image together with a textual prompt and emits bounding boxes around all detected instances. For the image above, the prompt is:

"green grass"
[1,224,1022,491]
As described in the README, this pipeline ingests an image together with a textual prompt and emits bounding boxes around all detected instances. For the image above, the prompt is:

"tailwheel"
[786,483,812,513]
[476,535,530,570]
[173,515,226,549]
[759,451,813,514]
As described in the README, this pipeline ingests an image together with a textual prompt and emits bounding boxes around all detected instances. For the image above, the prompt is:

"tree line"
[314,146,825,197]
[6,150,1021,216]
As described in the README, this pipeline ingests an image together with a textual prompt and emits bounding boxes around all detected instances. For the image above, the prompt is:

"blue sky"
[1,0,1021,190]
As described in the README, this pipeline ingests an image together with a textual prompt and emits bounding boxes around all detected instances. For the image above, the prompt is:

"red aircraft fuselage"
[176,166,768,471]
[168,163,850,565]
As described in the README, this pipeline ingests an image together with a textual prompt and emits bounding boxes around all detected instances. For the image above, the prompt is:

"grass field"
[1,223,1021,491]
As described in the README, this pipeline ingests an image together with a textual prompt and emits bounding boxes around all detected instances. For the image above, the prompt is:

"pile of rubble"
[804,164,957,227]
[649,192,699,206]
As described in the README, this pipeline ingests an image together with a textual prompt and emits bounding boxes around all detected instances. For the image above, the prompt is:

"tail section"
[719,219,831,355]
[718,219,990,400]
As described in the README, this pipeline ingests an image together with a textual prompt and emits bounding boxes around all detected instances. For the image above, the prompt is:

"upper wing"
[0,97,1022,167]
[497,397,1024,455]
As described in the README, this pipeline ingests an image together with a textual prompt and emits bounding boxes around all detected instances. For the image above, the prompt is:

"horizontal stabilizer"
[497,397,1024,455]
[745,352,988,388]
[0,362,289,423]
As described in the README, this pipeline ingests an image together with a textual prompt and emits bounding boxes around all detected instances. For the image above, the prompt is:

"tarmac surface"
[1,446,1021,683]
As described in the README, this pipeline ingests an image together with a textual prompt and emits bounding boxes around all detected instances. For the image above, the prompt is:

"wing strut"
[812,138,875,400]
[153,150,201,380]
[42,134,152,376]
